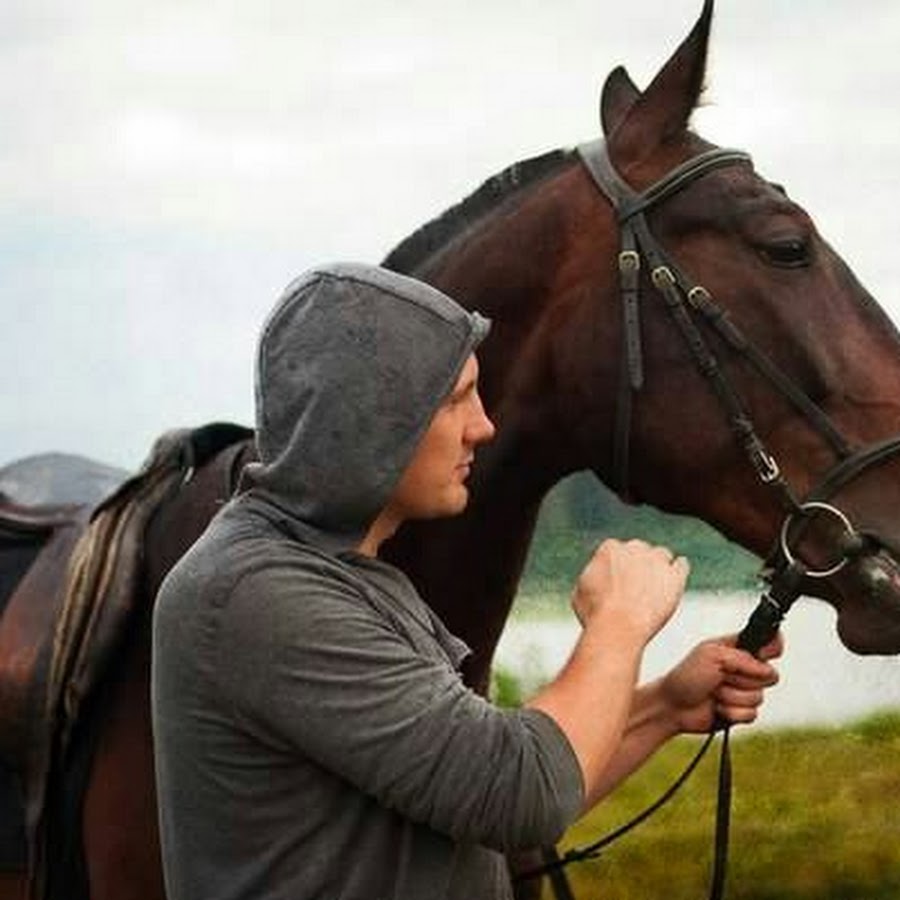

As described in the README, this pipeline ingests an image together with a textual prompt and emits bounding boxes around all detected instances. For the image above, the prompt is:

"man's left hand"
[659,635,783,733]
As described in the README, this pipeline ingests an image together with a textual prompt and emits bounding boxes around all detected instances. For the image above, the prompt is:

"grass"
[541,711,900,900]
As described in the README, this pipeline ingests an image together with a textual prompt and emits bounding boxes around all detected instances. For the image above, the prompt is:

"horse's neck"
[386,180,617,690]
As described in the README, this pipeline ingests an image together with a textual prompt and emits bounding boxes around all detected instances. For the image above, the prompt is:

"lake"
[495,592,900,729]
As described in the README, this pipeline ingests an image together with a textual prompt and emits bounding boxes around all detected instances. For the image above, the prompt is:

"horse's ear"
[600,66,641,136]
[609,0,714,163]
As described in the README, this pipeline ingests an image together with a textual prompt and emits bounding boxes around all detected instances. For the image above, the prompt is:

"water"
[495,592,900,729]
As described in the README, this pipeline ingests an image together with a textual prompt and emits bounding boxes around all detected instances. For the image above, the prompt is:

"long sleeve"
[217,563,584,852]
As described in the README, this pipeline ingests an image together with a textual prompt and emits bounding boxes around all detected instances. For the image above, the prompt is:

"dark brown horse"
[3,1,900,898]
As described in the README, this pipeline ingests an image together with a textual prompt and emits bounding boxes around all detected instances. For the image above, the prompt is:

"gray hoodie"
[247,262,490,544]
[151,263,583,900]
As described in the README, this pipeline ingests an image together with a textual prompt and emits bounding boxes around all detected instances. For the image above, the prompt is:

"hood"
[243,262,490,547]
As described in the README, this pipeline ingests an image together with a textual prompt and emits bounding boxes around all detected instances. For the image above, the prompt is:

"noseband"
[577,137,900,637]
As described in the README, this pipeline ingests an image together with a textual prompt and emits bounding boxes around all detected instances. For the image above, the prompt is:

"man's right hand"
[527,539,690,807]
[571,538,690,645]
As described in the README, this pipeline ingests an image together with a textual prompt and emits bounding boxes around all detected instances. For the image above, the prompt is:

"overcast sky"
[3,0,899,470]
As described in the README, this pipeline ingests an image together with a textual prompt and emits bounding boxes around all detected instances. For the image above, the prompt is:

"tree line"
[521,472,760,594]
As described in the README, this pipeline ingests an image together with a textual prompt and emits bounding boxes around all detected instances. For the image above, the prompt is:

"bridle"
[575,136,900,640]
[517,139,900,899]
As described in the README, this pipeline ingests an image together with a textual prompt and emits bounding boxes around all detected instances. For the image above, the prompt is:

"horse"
[3,1,900,897]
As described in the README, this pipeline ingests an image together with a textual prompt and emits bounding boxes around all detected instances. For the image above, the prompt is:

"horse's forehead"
[645,166,806,234]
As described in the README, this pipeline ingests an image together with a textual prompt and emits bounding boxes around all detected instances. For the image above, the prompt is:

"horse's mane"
[383,147,575,274]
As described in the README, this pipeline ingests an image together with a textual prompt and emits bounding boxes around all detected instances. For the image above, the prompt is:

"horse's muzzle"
[834,547,900,654]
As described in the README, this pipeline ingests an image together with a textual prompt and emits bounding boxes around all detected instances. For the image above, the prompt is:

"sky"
[3,0,900,470]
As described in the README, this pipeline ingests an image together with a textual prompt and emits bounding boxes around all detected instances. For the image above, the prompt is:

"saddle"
[0,451,127,767]
[0,423,252,892]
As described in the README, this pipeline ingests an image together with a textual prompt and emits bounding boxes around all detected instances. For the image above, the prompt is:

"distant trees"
[522,472,759,594]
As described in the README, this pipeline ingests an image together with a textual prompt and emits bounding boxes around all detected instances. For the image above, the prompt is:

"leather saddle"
[0,454,128,765]
[0,453,128,877]
[0,423,252,885]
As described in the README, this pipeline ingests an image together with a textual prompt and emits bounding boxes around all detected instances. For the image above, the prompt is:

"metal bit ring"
[780,500,858,579]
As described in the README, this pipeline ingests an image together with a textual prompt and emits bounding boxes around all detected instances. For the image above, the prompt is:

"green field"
[540,712,900,900]
[514,476,900,898]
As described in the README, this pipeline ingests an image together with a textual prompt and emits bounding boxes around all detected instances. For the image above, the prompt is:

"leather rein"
[517,139,900,899]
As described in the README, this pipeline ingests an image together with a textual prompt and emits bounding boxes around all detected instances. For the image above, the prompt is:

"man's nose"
[470,398,496,445]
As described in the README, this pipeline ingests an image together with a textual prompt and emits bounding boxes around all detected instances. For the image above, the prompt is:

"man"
[152,262,780,900]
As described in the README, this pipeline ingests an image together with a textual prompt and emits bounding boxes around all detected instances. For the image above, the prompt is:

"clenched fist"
[571,538,690,646]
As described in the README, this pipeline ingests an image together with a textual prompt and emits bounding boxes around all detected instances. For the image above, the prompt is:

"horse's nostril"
[856,552,900,606]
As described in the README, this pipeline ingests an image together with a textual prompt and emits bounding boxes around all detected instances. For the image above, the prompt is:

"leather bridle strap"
[806,434,900,502]
[576,138,852,502]
[578,140,753,220]
[684,286,852,464]
[577,139,757,496]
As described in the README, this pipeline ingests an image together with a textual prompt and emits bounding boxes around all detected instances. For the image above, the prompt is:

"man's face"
[385,354,495,522]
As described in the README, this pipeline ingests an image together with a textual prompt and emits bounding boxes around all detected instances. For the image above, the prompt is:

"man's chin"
[427,487,470,520]
[398,484,472,523]
[449,485,471,515]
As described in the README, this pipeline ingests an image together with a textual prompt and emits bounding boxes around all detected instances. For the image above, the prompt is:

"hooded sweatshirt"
[151,263,584,900]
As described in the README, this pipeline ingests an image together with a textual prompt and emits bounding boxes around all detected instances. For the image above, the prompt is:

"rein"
[518,139,900,899]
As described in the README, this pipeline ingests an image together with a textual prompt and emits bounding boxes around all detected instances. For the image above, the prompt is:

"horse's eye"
[760,239,810,268]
